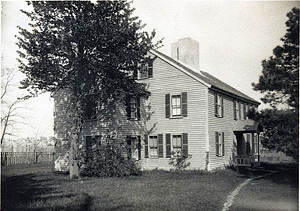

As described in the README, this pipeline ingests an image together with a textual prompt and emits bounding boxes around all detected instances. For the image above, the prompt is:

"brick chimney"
[171,37,199,69]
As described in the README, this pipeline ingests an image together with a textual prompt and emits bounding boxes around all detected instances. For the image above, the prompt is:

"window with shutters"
[138,60,153,79]
[145,134,163,158]
[215,132,224,156]
[165,92,187,118]
[126,96,140,120]
[166,133,188,158]
[149,136,158,158]
[214,93,223,117]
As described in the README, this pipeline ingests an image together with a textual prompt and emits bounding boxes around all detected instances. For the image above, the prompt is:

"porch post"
[257,132,260,162]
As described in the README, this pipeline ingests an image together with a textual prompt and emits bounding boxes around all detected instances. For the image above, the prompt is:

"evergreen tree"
[252,7,299,110]
[16,1,161,178]
[251,7,299,161]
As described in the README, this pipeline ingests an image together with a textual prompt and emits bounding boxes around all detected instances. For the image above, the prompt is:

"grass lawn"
[1,163,246,211]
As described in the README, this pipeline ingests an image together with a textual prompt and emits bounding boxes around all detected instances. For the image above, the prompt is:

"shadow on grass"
[1,167,93,211]
[233,162,299,188]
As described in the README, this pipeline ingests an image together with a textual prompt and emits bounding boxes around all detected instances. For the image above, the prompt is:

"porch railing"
[235,155,256,166]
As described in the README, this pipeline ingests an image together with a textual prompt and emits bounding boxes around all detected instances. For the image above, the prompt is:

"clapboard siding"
[138,54,208,170]
[53,89,75,141]
[208,90,237,170]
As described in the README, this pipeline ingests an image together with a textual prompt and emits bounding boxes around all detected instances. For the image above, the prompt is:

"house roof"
[233,120,263,133]
[150,49,260,105]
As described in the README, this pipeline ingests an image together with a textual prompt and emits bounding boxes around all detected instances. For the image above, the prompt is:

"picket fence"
[1,152,55,165]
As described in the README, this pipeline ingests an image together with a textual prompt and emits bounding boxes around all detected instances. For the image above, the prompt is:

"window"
[165,92,187,118]
[244,104,248,120]
[166,133,188,158]
[126,96,140,120]
[253,133,258,154]
[149,136,158,157]
[145,134,163,158]
[130,97,137,119]
[234,100,240,120]
[85,95,97,120]
[138,60,153,79]
[172,95,181,116]
[214,93,224,117]
[85,135,102,161]
[172,135,182,156]
[215,132,224,156]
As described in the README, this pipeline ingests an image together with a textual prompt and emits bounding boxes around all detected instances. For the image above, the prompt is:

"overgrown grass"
[2,163,246,211]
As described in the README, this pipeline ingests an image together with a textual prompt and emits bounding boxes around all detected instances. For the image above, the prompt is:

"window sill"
[169,116,183,119]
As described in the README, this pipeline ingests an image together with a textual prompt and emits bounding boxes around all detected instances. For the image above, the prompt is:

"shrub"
[80,143,141,177]
[168,150,192,171]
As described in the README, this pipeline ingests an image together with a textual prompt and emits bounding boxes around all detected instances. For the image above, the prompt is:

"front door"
[236,133,245,156]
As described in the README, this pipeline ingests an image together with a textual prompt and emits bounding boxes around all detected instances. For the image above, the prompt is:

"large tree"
[252,7,299,110]
[16,1,161,178]
[250,7,299,161]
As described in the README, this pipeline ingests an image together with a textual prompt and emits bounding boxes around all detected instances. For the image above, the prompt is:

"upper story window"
[165,92,187,118]
[85,95,97,120]
[214,93,224,118]
[234,100,241,120]
[138,60,153,79]
[172,95,181,116]
[126,95,140,120]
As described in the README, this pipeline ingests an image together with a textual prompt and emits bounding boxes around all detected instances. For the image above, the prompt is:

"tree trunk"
[69,134,79,179]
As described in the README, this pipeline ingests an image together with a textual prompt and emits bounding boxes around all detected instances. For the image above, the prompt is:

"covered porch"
[233,120,263,167]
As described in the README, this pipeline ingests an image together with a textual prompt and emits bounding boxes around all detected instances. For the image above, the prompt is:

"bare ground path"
[225,166,298,211]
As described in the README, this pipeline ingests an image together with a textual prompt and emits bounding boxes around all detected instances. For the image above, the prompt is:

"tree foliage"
[252,7,299,109]
[248,109,298,160]
[16,1,162,178]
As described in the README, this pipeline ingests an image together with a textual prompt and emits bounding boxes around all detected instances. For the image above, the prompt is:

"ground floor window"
[215,132,224,156]
[149,136,158,158]
[172,135,182,157]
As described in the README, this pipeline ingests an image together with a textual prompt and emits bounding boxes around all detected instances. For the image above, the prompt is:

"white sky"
[1,1,299,140]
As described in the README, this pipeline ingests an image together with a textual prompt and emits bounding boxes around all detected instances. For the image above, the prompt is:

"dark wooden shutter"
[137,96,141,120]
[181,92,187,117]
[182,133,188,156]
[221,96,224,117]
[233,100,237,120]
[166,134,171,158]
[144,135,148,158]
[165,94,170,118]
[243,104,247,120]
[238,102,241,120]
[214,93,218,117]
[158,134,163,158]
[222,132,225,156]
[148,60,153,78]
[215,132,219,156]
[137,136,141,160]
[126,95,131,120]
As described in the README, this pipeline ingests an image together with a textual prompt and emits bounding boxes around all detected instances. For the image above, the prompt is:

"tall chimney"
[171,37,199,69]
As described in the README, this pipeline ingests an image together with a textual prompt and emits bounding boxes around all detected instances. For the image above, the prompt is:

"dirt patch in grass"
[2,164,245,211]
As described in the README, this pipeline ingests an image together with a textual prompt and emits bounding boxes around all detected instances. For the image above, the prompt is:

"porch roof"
[233,120,263,133]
